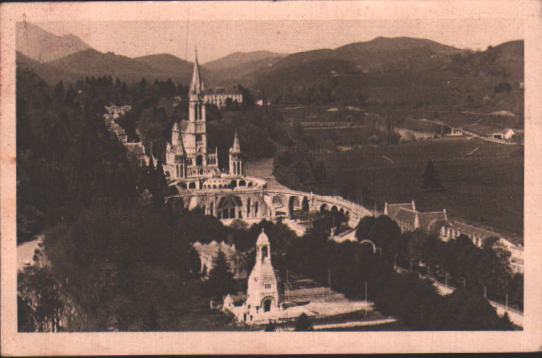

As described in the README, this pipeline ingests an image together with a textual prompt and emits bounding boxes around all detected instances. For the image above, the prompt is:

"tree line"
[203,214,515,330]
[355,215,523,310]
[282,214,514,330]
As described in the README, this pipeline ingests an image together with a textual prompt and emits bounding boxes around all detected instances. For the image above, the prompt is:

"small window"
[265,284,272,289]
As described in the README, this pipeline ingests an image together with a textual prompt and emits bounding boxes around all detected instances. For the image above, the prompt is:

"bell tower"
[186,49,208,166]
[246,229,279,314]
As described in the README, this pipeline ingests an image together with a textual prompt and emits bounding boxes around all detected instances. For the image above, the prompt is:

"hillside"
[134,53,208,83]
[16,22,91,62]
[18,49,198,85]
[202,51,285,86]
[16,51,84,84]
[249,37,523,115]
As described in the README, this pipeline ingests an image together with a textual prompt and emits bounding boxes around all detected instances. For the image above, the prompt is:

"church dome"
[256,229,270,246]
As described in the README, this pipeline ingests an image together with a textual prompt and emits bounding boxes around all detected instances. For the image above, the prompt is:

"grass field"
[280,138,523,236]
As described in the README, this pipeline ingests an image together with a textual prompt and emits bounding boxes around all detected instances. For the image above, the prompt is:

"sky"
[36,18,524,64]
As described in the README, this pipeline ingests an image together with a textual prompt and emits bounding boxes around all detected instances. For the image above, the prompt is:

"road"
[17,235,44,271]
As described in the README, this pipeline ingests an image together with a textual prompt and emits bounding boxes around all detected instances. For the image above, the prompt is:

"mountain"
[18,49,198,85]
[16,51,82,84]
[202,51,285,86]
[16,22,91,62]
[248,37,523,114]
[135,53,193,75]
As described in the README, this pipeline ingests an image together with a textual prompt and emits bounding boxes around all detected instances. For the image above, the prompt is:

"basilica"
[164,51,243,189]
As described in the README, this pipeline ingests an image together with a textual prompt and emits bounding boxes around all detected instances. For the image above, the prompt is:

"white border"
[1,1,541,355]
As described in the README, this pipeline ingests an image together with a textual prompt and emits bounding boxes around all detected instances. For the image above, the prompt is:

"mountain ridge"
[16,22,91,62]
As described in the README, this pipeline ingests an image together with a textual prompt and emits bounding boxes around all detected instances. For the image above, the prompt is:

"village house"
[448,127,463,136]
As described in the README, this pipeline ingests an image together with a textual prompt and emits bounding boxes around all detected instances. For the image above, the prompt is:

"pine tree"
[421,159,444,191]
[189,247,202,277]
[153,159,167,207]
[204,249,236,300]
[146,157,156,193]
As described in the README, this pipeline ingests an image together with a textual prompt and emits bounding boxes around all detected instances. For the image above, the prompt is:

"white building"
[164,50,243,186]
[223,229,281,324]
[204,87,243,108]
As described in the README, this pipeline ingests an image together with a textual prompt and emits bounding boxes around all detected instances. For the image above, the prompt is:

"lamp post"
[445,273,449,288]
[394,254,398,270]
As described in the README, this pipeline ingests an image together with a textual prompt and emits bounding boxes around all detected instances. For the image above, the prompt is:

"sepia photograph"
[1,0,541,355]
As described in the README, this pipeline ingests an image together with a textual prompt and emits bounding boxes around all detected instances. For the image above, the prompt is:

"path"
[17,235,44,271]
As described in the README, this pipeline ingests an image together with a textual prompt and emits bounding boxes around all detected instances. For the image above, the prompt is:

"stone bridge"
[164,185,373,228]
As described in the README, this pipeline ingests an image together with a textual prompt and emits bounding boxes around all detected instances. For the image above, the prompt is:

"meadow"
[277,138,523,237]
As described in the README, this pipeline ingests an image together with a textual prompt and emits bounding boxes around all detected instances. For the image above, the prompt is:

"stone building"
[164,50,243,188]
[384,201,449,238]
[223,229,281,324]
[384,201,523,273]
[204,87,243,108]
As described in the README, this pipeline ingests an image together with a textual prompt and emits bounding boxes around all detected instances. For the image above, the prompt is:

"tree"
[294,313,313,331]
[17,266,64,332]
[355,216,376,241]
[421,159,444,191]
[495,82,512,94]
[142,305,159,331]
[188,247,202,277]
[54,81,64,100]
[153,159,167,208]
[312,160,327,182]
[204,249,237,300]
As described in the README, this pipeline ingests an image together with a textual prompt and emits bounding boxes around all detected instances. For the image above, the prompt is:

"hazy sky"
[37,18,524,63]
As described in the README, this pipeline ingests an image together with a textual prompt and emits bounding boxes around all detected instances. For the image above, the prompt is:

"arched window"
[247,198,251,217]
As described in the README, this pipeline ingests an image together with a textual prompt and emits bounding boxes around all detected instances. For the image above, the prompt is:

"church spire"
[231,130,241,153]
[190,48,204,95]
